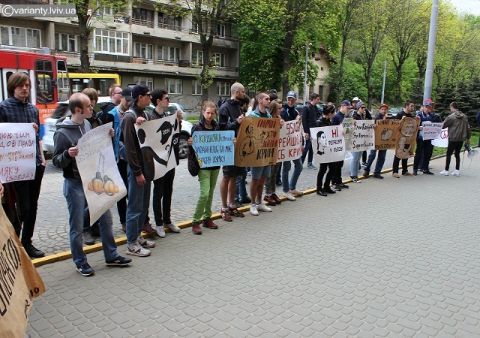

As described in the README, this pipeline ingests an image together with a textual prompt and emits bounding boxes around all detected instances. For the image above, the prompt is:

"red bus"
[0,47,70,136]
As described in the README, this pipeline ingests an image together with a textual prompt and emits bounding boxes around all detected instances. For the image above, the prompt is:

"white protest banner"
[311,125,345,163]
[432,128,449,147]
[192,130,235,168]
[0,123,36,183]
[135,112,181,180]
[422,122,443,140]
[351,120,375,152]
[277,120,303,162]
[77,123,127,224]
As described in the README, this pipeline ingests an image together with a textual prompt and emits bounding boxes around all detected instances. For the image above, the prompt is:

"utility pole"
[381,60,387,104]
[303,43,311,104]
[424,0,439,102]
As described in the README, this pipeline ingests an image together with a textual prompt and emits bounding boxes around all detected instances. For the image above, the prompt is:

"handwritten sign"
[351,120,375,152]
[77,123,127,224]
[0,205,45,337]
[0,123,36,183]
[192,130,235,168]
[277,120,303,162]
[311,125,345,163]
[374,119,401,150]
[135,113,181,180]
[395,117,418,159]
[432,128,449,147]
[235,117,280,167]
[422,122,443,140]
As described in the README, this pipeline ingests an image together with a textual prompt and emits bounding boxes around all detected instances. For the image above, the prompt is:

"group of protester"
[0,73,473,277]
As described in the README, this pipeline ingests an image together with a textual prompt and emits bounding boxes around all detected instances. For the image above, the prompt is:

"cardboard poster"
[351,120,375,152]
[432,128,449,148]
[277,120,303,162]
[311,125,345,163]
[422,122,444,141]
[76,123,127,225]
[0,123,36,183]
[0,205,45,338]
[342,118,355,151]
[135,113,181,180]
[374,119,401,150]
[234,117,280,167]
[192,130,235,168]
[395,117,418,159]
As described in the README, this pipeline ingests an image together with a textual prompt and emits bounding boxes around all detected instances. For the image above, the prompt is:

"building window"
[216,24,225,38]
[192,80,202,96]
[134,42,153,60]
[133,76,153,90]
[55,33,78,52]
[192,50,203,66]
[167,47,180,63]
[167,78,182,94]
[212,53,225,67]
[217,81,230,96]
[94,29,129,55]
[0,26,41,48]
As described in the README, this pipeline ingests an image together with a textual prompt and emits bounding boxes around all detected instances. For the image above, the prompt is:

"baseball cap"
[356,101,366,109]
[352,97,360,102]
[423,98,434,107]
[380,103,389,109]
[121,87,133,101]
[131,84,149,100]
[286,91,297,99]
[340,100,351,106]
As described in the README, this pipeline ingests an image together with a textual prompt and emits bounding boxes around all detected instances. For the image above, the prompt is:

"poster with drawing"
[342,118,355,151]
[76,123,127,225]
[0,123,36,183]
[135,112,181,180]
[374,119,401,150]
[351,120,375,152]
[235,117,280,167]
[311,125,345,163]
[395,117,418,159]
[277,119,303,162]
[432,128,449,147]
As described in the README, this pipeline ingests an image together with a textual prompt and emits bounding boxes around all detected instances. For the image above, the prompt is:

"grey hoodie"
[52,118,92,179]
[443,111,470,142]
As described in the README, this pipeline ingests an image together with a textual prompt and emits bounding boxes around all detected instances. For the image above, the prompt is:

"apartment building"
[0,0,240,111]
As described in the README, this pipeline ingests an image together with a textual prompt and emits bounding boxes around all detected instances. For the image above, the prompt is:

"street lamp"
[303,42,312,104]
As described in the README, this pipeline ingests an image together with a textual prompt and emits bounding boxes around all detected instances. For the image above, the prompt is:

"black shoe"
[340,183,349,189]
[106,256,132,267]
[24,243,45,258]
[316,190,327,196]
[324,188,336,194]
[373,174,384,179]
[363,171,370,178]
[239,196,251,204]
[83,231,95,245]
[333,184,342,191]
[76,262,95,276]
[413,170,418,176]
[423,170,434,175]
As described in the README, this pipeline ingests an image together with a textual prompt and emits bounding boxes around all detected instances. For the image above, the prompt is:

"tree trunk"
[76,2,90,72]
[280,30,295,98]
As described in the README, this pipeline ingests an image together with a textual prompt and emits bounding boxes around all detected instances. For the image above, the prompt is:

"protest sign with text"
[374,119,401,150]
[395,117,418,159]
[422,122,443,140]
[0,123,36,183]
[311,125,345,163]
[135,112,181,180]
[235,117,280,167]
[192,130,235,168]
[76,123,127,224]
[351,120,375,152]
[277,119,303,162]
[432,128,449,147]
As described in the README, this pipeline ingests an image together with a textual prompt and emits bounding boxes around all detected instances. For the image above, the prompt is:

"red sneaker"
[192,222,202,235]
[203,218,219,229]
[221,208,232,222]
[263,195,277,206]
[271,193,282,204]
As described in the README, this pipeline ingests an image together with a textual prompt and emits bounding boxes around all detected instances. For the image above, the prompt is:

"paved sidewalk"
[27,156,480,337]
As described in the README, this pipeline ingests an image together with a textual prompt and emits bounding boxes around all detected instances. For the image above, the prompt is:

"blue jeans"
[365,149,387,175]
[63,178,119,266]
[282,158,303,192]
[236,174,248,201]
[349,151,362,177]
[126,165,151,245]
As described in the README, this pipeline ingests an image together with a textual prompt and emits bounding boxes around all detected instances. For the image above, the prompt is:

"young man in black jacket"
[301,92,321,169]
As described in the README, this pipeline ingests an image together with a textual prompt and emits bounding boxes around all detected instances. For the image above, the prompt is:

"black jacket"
[218,99,242,134]
[281,104,299,122]
[302,102,319,133]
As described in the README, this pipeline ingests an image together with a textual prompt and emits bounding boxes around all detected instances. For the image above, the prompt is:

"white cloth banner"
[422,122,443,141]
[135,113,181,180]
[0,123,36,183]
[76,123,127,224]
[350,120,375,152]
[432,128,449,147]
[277,120,303,162]
[311,125,345,164]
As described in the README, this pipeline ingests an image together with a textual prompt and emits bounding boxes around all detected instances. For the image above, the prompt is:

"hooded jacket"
[219,99,242,134]
[52,117,92,179]
[443,111,471,142]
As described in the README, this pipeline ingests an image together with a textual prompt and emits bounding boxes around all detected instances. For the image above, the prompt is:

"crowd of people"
[0,73,474,277]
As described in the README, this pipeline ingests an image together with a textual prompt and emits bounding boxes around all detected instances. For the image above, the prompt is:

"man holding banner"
[392,101,417,178]
[364,104,389,179]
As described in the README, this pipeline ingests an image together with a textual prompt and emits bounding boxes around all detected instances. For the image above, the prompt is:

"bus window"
[57,60,70,101]
[35,60,53,104]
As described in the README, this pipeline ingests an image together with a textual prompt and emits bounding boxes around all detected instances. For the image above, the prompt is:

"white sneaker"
[156,226,166,238]
[284,192,296,201]
[138,236,156,248]
[166,223,181,233]
[250,204,259,216]
[126,243,151,257]
[289,189,304,197]
[257,203,272,212]
[439,170,449,176]
[451,170,460,176]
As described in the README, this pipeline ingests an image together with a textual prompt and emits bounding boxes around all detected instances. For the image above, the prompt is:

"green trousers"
[193,168,220,222]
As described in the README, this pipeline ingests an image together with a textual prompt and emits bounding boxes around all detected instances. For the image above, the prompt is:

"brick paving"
[26,155,480,337]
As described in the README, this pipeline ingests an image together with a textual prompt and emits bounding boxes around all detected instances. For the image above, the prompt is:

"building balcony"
[130,18,154,28]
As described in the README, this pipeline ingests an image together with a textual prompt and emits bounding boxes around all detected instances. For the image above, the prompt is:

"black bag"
[187,146,200,176]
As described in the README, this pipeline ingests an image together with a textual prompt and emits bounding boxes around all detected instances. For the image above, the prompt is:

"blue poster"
[192,130,235,168]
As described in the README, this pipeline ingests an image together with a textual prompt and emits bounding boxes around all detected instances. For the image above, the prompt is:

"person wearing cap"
[280,90,304,201]
[363,103,389,179]
[349,101,372,182]
[301,92,321,170]
[121,84,156,257]
[331,100,351,191]
[392,100,417,178]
